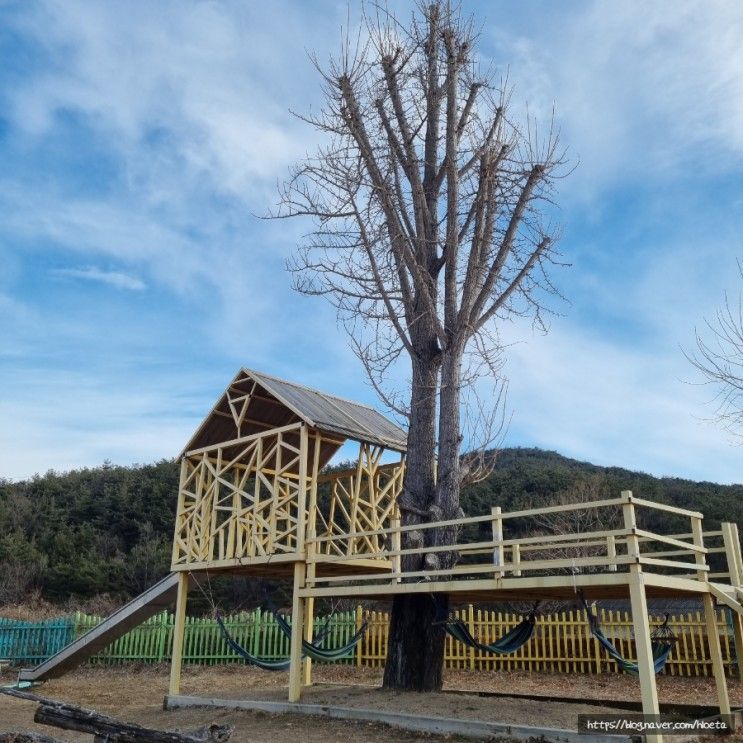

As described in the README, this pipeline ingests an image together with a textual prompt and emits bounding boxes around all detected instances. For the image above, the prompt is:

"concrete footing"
[165,694,630,743]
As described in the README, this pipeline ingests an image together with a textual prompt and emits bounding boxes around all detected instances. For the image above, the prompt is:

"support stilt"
[628,572,662,743]
[623,494,662,743]
[731,611,743,680]
[721,522,743,679]
[168,572,189,697]
[288,562,306,702]
[703,593,731,715]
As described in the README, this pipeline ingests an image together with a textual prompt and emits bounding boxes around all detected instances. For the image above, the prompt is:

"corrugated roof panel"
[247,369,407,451]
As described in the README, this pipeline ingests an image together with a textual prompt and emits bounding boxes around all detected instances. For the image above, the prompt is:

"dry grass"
[1,664,742,742]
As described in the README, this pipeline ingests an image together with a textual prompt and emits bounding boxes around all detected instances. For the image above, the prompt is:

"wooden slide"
[17,573,182,683]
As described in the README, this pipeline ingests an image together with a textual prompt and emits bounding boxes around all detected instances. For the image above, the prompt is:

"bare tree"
[687,265,743,436]
[528,475,620,573]
[277,0,567,690]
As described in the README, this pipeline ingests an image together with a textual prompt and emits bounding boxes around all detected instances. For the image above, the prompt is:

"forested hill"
[0,448,740,606]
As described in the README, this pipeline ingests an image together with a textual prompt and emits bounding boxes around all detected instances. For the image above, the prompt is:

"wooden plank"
[703,592,731,714]
[168,573,189,697]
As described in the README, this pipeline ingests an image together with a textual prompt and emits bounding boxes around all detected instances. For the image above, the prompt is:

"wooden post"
[491,506,503,578]
[302,597,314,687]
[628,572,662,743]
[693,517,730,714]
[721,522,743,678]
[593,608,602,673]
[512,544,521,577]
[703,595,731,714]
[467,604,476,670]
[288,561,306,703]
[622,493,663,742]
[606,534,617,572]
[168,572,189,697]
[296,426,313,687]
[355,605,364,667]
[390,514,402,583]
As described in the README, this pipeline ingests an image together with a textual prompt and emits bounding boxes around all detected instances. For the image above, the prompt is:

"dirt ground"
[1,664,742,742]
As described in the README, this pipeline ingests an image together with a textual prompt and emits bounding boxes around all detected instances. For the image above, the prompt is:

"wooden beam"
[168,572,189,697]
[628,571,662,743]
[703,591,731,715]
[288,562,306,703]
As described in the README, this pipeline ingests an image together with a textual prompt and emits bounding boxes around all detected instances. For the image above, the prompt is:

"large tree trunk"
[436,348,462,520]
[382,593,446,690]
[383,353,443,690]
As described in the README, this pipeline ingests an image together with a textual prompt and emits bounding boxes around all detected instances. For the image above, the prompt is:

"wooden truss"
[171,424,405,571]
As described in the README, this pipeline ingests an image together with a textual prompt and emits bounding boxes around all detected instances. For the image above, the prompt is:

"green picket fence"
[0,609,358,667]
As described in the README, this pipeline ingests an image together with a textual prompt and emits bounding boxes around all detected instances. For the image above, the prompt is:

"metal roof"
[181,368,408,459]
[246,368,408,451]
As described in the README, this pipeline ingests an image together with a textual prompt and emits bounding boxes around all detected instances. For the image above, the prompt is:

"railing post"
[390,514,402,583]
[606,534,617,572]
[491,506,504,579]
[621,491,640,567]
[722,522,743,586]
[512,544,521,577]
[691,516,708,581]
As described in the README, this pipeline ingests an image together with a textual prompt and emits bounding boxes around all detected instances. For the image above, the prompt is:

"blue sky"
[0,0,742,483]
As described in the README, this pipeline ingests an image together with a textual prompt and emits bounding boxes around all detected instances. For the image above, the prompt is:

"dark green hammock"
[216,614,292,671]
[434,600,537,655]
[216,608,368,670]
[271,609,369,662]
[582,600,675,675]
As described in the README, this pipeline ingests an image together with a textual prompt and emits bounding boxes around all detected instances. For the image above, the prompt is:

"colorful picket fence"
[0,606,738,677]
[358,607,739,677]
[0,617,76,665]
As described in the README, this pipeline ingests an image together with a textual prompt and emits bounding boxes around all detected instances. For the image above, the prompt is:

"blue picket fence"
[0,616,76,665]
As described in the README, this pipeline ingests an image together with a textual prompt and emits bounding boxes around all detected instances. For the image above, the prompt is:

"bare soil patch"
[1,664,742,742]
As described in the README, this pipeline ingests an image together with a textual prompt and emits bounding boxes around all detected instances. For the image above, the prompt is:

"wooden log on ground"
[0,689,233,743]
[0,733,67,743]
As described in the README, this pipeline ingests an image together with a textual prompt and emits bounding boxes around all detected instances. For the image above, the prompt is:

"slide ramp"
[18,572,183,682]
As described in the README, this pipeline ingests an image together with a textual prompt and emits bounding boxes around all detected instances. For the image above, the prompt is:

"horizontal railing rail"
[306,494,729,587]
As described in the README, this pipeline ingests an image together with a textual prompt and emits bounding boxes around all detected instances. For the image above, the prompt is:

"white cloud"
[503,321,741,484]
[51,266,146,291]
[0,367,200,479]
[5,0,332,203]
[489,0,743,196]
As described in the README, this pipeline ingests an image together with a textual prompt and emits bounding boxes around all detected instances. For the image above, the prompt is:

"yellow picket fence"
[355,606,738,677]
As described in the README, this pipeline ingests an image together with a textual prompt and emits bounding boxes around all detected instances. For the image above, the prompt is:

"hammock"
[434,600,538,655]
[271,609,369,661]
[216,615,292,671]
[216,611,339,670]
[582,600,676,675]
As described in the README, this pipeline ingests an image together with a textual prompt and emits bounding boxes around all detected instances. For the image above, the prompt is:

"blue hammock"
[582,600,675,675]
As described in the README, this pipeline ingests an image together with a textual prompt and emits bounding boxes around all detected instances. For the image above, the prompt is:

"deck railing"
[305,492,743,591]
